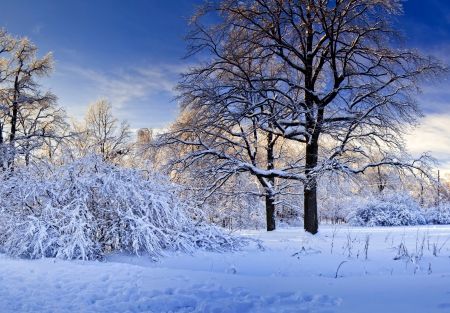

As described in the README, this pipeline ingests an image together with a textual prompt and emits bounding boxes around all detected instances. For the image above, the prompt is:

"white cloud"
[46,61,197,129]
[61,63,186,109]
[405,113,450,174]
[58,64,192,109]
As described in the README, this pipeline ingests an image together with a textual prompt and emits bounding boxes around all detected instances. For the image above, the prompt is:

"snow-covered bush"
[319,190,354,225]
[200,191,266,230]
[317,172,369,225]
[346,192,427,226]
[425,205,450,225]
[0,155,247,260]
[180,172,267,230]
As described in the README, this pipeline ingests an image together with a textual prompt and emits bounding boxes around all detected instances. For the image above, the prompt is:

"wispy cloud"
[60,62,190,109]
[48,61,197,129]
[32,24,44,34]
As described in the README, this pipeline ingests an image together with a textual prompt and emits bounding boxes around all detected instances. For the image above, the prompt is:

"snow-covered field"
[1,225,450,313]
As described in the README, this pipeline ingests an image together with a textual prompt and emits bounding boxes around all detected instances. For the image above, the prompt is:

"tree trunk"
[304,182,318,234]
[304,142,319,234]
[7,100,18,170]
[266,194,276,231]
[25,149,30,166]
[8,71,21,170]
[265,128,276,231]
[303,4,319,234]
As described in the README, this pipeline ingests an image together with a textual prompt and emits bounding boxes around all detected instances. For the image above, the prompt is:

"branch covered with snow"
[0,155,249,260]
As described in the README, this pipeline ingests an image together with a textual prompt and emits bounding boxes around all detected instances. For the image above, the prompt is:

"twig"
[335,261,347,278]
[384,231,392,244]
[331,226,339,254]
[439,236,450,253]
[415,228,419,254]
[364,234,371,260]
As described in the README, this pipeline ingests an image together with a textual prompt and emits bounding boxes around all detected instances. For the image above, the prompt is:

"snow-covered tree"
[157,97,306,231]
[167,0,446,234]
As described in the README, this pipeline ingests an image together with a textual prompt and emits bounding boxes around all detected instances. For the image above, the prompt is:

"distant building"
[136,128,152,146]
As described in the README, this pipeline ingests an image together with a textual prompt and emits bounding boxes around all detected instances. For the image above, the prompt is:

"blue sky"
[1,0,450,172]
[0,0,202,129]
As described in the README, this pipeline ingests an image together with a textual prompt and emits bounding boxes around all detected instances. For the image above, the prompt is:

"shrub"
[425,205,450,225]
[0,155,247,260]
[347,192,426,226]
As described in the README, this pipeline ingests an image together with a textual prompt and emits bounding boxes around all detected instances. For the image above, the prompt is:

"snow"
[1,225,450,312]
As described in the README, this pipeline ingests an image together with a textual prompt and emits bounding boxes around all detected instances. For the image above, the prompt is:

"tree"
[0,29,67,169]
[166,0,446,234]
[71,98,132,162]
[158,86,305,231]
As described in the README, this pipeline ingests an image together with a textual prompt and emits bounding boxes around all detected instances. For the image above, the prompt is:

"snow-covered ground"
[1,225,450,312]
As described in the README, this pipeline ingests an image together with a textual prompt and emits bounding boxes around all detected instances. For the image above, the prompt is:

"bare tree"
[165,0,447,234]
[0,30,68,169]
[71,98,132,162]
[158,76,306,230]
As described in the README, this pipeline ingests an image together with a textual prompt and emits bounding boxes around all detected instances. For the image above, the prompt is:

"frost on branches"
[0,155,248,260]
